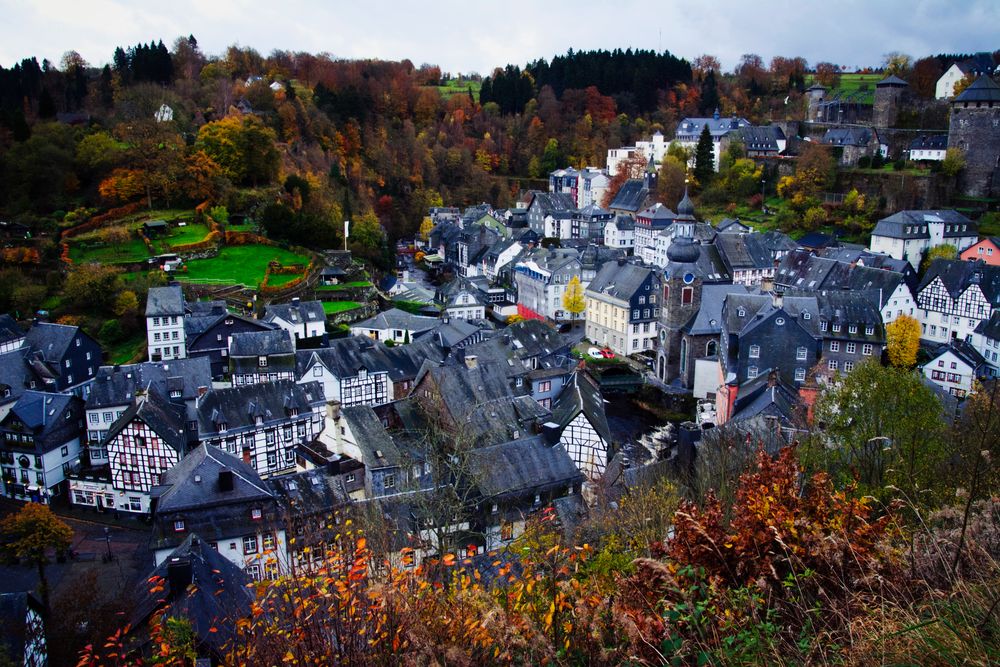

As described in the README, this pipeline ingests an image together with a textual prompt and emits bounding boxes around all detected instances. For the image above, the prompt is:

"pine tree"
[693,124,715,185]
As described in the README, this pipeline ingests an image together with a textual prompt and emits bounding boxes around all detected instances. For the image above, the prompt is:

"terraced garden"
[177,245,310,287]
[322,301,362,315]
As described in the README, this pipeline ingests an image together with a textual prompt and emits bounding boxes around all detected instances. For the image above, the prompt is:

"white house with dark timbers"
[263,298,327,340]
[544,372,612,479]
[916,259,1000,344]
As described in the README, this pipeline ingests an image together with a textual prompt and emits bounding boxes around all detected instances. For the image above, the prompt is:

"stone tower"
[805,83,826,122]
[948,76,1000,198]
[656,237,702,385]
[873,74,909,128]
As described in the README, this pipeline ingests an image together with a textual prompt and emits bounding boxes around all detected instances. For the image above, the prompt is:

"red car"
[600,348,615,359]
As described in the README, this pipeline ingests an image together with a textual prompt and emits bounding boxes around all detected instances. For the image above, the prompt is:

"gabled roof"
[877,74,909,87]
[685,284,753,335]
[23,322,88,366]
[675,114,751,138]
[549,372,612,444]
[716,218,752,234]
[153,443,272,514]
[909,134,948,150]
[953,75,1000,104]
[87,357,214,410]
[918,259,1000,304]
[730,374,802,426]
[351,308,438,334]
[228,329,294,357]
[608,180,649,213]
[146,285,185,317]
[263,299,327,325]
[468,437,583,499]
[586,261,657,303]
[873,210,974,239]
[105,388,189,453]
[974,310,1000,341]
[715,233,775,271]
[821,127,873,147]
[343,405,400,469]
[130,534,253,657]
[195,380,324,435]
[928,339,988,371]
[528,192,576,215]
[736,125,786,151]
[3,391,81,450]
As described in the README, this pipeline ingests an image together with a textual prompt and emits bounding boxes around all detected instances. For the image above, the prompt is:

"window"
[681,287,693,305]
[263,533,276,551]
[830,341,840,352]
[832,324,841,333]
[153,317,160,326]
[803,311,811,320]
[849,325,858,334]
[828,360,839,371]
[538,381,551,392]
[173,520,185,532]
[154,333,161,342]
[846,342,856,354]
[243,535,259,554]
[89,413,99,424]
[632,309,639,319]
[251,508,263,520]
[844,361,854,372]
[61,445,68,456]
[245,564,261,581]
[862,344,873,356]
[796,346,807,360]
[747,366,759,379]
[259,356,268,367]
[501,522,513,542]
[345,473,356,483]
[950,361,957,370]
[794,368,806,382]
[820,321,828,332]
[749,345,760,358]
[383,474,396,489]
[865,325,874,335]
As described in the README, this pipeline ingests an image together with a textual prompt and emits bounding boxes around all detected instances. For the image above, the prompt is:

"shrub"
[98,319,124,344]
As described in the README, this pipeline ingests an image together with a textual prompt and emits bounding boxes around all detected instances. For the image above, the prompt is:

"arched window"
[706,340,718,357]
[681,287,693,305]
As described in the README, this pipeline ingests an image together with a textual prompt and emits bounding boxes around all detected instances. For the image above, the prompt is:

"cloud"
[0,0,996,73]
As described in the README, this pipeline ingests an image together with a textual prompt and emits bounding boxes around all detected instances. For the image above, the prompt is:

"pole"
[343,220,349,252]
[104,526,112,562]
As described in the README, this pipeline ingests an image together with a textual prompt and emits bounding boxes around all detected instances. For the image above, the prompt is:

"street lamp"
[103,526,113,563]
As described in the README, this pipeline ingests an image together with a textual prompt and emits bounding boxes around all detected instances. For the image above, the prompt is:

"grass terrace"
[177,245,310,287]
[316,280,372,291]
[424,78,482,100]
[322,301,362,315]
[804,72,883,104]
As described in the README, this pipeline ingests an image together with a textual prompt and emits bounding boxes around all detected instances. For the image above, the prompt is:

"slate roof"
[0,352,33,405]
[228,329,294,357]
[343,405,400,469]
[953,75,1000,103]
[549,372,612,444]
[730,373,802,425]
[0,314,24,348]
[105,388,189,453]
[468,437,582,499]
[974,311,1000,341]
[608,180,650,214]
[675,114,751,139]
[529,192,576,215]
[637,202,677,222]
[23,322,86,367]
[130,534,253,658]
[877,74,909,87]
[821,127,873,147]
[153,443,272,514]
[685,284,753,335]
[716,218,752,234]
[146,285,185,317]
[352,308,438,334]
[909,134,948,151]
[872,210,974,239]
[918,259,1000,304]
[736,125,786,151]
[87,357,213,410]
[715,233,775,271]
[263,299,326,325]
[587,261,656,303]
[195,380,324,436]
[929,339,989,371]
[3,391,81,451]
[723,293,821,339]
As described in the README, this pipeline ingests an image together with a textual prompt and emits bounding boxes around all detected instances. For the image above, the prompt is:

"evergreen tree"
[700,70,720,114]
[693,124,715,184]
[99,64,114,108]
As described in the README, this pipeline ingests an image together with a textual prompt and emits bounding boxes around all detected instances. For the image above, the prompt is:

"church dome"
[667,236,699,264]
[676,188,695,217]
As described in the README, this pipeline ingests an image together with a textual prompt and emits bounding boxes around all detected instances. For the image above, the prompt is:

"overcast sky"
[1,0,997,74]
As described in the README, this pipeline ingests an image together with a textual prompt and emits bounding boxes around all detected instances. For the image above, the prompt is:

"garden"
[177,245,311,287]
[322,300,363,315]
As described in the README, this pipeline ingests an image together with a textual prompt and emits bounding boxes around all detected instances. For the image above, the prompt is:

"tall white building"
[146,286,187,362]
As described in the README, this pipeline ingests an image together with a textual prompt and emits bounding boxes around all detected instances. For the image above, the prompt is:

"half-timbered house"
[229,330,296,386]
[545,372,612,479]
[916,259,1000,344]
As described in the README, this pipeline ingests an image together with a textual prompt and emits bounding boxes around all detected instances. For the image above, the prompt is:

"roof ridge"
[203,446,272,496]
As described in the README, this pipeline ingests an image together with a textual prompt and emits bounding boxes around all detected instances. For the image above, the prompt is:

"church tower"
[948,76,1000,198]
[656,236,702,385]
[873,74,908,127]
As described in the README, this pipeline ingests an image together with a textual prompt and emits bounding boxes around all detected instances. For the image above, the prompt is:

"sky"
[0,0,997,74]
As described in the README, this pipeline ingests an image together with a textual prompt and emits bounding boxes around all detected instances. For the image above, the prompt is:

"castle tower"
[873,74,909,128]
[805,84,826,122]
[948,76,1000,198]
[656,237,702,385]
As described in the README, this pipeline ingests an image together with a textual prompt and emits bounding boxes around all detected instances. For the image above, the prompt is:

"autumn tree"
[814,62,841,89]
[99,226,132,258]
[63,264,124,313]
[883,52,913,78]
[885,314,921,368]
[941,147,966,177]
[922,243,958,271]
[195,115,280,186]
[113,120,186,209]
[692,124,715,185]
[656,155,687,208]
[0,503,73,616]
[561,275,585,325]
[600,152,647,208]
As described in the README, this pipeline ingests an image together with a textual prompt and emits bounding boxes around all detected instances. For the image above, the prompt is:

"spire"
[712,107,720,121]
[677,185,695,217]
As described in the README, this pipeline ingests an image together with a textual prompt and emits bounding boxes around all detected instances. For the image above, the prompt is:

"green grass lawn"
[805,72,882,104]
[69,237,151,264]
[106,335,146,365]
[316,281,372,290]
[177,245,310,287]
[424,78,481,100]
[322,301,362,315]
[267,272,306,287]
[159,223,211,249]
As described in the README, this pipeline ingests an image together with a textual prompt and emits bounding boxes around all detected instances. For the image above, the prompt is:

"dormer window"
[737,307,746,317]
[866,325,875,335]
[749,345,760,358]
[849,325,858,334]
[173,520,185,532]
[251,508,263,520]
[259,356,268,367]
[832,324,841,333]
[803,312,811,320]
[820,321,828,332]
[218,422,228,433]
[225,318,233,325]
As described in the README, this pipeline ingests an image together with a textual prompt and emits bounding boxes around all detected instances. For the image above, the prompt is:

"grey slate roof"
[909,134,948,151]
[974,311,1000,341]
[877,74,909,87]
[918,259,1000,304]
[263,299,326,325]
[153,443,272,514]
[685,284,753,335]
[87,357,214,410]
[529,192,576,215]
[130,534,253,657]
[821,127,874,147]
[587,261,657,303]
[105,388,189,453]
[0,314,24,347]
[715,233,775,271]
[228,329,294,357]
[608,180,650,214]
[730,375,802,426]
[716,218,753,234]
[468,437,582,499]
[352,308,439,334]
[195,380,324,435]
[736,125,786,151]
[3,391,82,453]
[343,405,400,469]
[953,75,1000,103]
[146,285,185,317]
[675,114,751,139]
[549,372,612,444]
[873,210,974,239]
[23,322,85,368]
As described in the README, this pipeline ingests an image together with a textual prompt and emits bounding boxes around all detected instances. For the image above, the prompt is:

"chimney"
[218,468,234,492]
[767,369,778,388]
[772,291,783,309]
[761,276,775,293]
[166,557,193,597]
[292,297,300,305]
[464,354,479,370]
[196,386,208,397]
[540,421,561,445]
[326,400,342,422]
